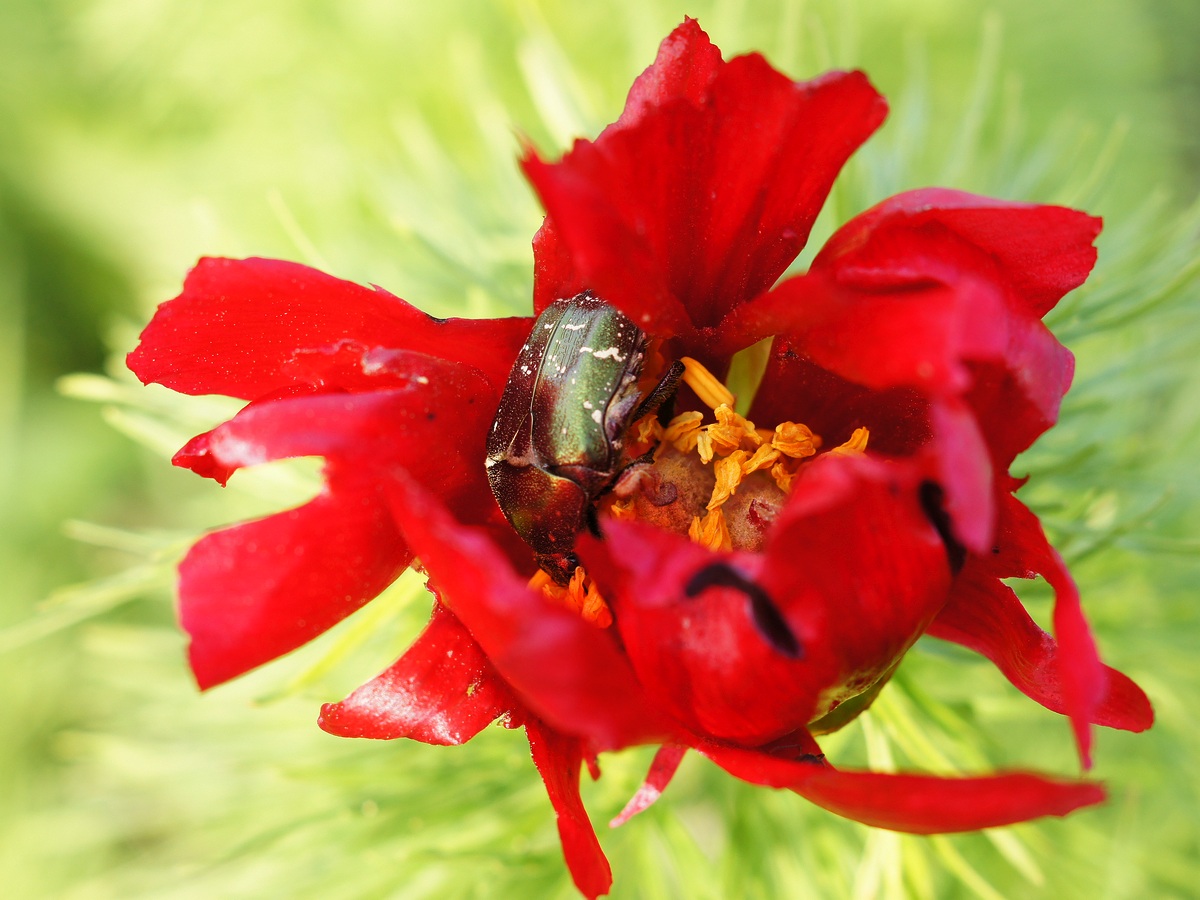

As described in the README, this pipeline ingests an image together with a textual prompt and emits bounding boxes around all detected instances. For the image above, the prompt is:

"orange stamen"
[707,451,750,510]
[831,426,870,455]
[528,566,613,628]
[689,507,732,552]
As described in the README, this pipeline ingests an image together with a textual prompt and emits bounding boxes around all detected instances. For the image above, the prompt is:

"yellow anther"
[567,566,587,594]
[662,410,705,455]
[606,497,636,520]
[527,569,554,592]
[771,461,797,493]
[689,507,732,552]
[708,450,749,510]
[567,567,614,628]
[742,443,781,476]
[581,584,613,628]
[529,566,612,628]
[696,429,714,464]
[831,426,870,456]
[708,404,761,455]
[632,413,664,447]
[680,356,736,410]
[773,421,820,458]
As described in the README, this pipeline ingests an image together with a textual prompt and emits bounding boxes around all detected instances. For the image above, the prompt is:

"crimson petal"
[610,18,722,133]
[587,455,952,745]
[815,188,1101,318]
[527,719,612,900]
[174,359,499,524]
[928,563,1152,733]
[128,257,529,400]
[975,493,1119,768]
[177,356,499,689]
[526,21,886,338]
[700,742,1106,833]
[181,484,409,690]
[318,602,514,744]
[386,473,676,751]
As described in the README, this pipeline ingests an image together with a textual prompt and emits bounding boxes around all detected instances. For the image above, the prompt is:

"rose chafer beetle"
[486,292,682,584]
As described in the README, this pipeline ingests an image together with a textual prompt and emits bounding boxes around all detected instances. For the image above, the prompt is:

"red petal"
[700,742,1106,833]
[531,217,587,316]
[967,493,1120,768]
[815,188,1101,318]
[965,336,1075,469]
[181,485,409,689]
[174,357,498,521]
[925,397,995,552]
[588,455,951,745]
[526,719,612,900]
[128,257,529,400]
[318,602,514,743]
[525,27,885,338]
[524,152,692,336]
[746,342,932,457]
[928,563,1153,733]
[730,190,1092,544]
[610,18,721,132]
[610,744,687,827]
[387,474,675,751]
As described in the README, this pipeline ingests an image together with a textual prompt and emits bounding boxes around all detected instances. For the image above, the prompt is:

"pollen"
[528,567,613,628]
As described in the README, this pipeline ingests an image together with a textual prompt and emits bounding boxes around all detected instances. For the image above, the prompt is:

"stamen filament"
[680,356,736,409]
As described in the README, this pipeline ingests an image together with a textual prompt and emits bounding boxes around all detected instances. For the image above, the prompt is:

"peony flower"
[128,19,1152,899]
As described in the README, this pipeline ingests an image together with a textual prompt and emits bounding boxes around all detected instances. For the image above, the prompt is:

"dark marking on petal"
[684,562,803,659]
[779,750,826,765]
[918,480,966,575]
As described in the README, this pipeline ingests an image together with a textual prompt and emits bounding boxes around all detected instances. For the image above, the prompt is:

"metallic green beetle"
[486,292,682,584]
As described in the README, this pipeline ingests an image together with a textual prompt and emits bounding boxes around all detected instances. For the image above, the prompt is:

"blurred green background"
[2,0,1198,897]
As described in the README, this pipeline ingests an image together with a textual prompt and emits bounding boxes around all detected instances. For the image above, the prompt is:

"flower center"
[609,356,868,552]
[529,356,868,624]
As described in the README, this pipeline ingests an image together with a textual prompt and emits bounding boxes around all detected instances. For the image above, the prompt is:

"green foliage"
[2,1,1198,898]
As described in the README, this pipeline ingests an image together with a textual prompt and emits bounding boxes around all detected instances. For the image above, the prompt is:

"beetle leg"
[632,359,685,422]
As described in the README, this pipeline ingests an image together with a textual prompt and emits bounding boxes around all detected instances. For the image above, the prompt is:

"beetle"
[486,291,682,585]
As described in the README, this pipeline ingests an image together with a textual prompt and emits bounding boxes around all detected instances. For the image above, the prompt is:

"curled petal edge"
[927,567,1153,736]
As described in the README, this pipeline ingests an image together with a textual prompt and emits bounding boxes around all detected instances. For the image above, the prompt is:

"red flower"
[128,19,1152,899]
